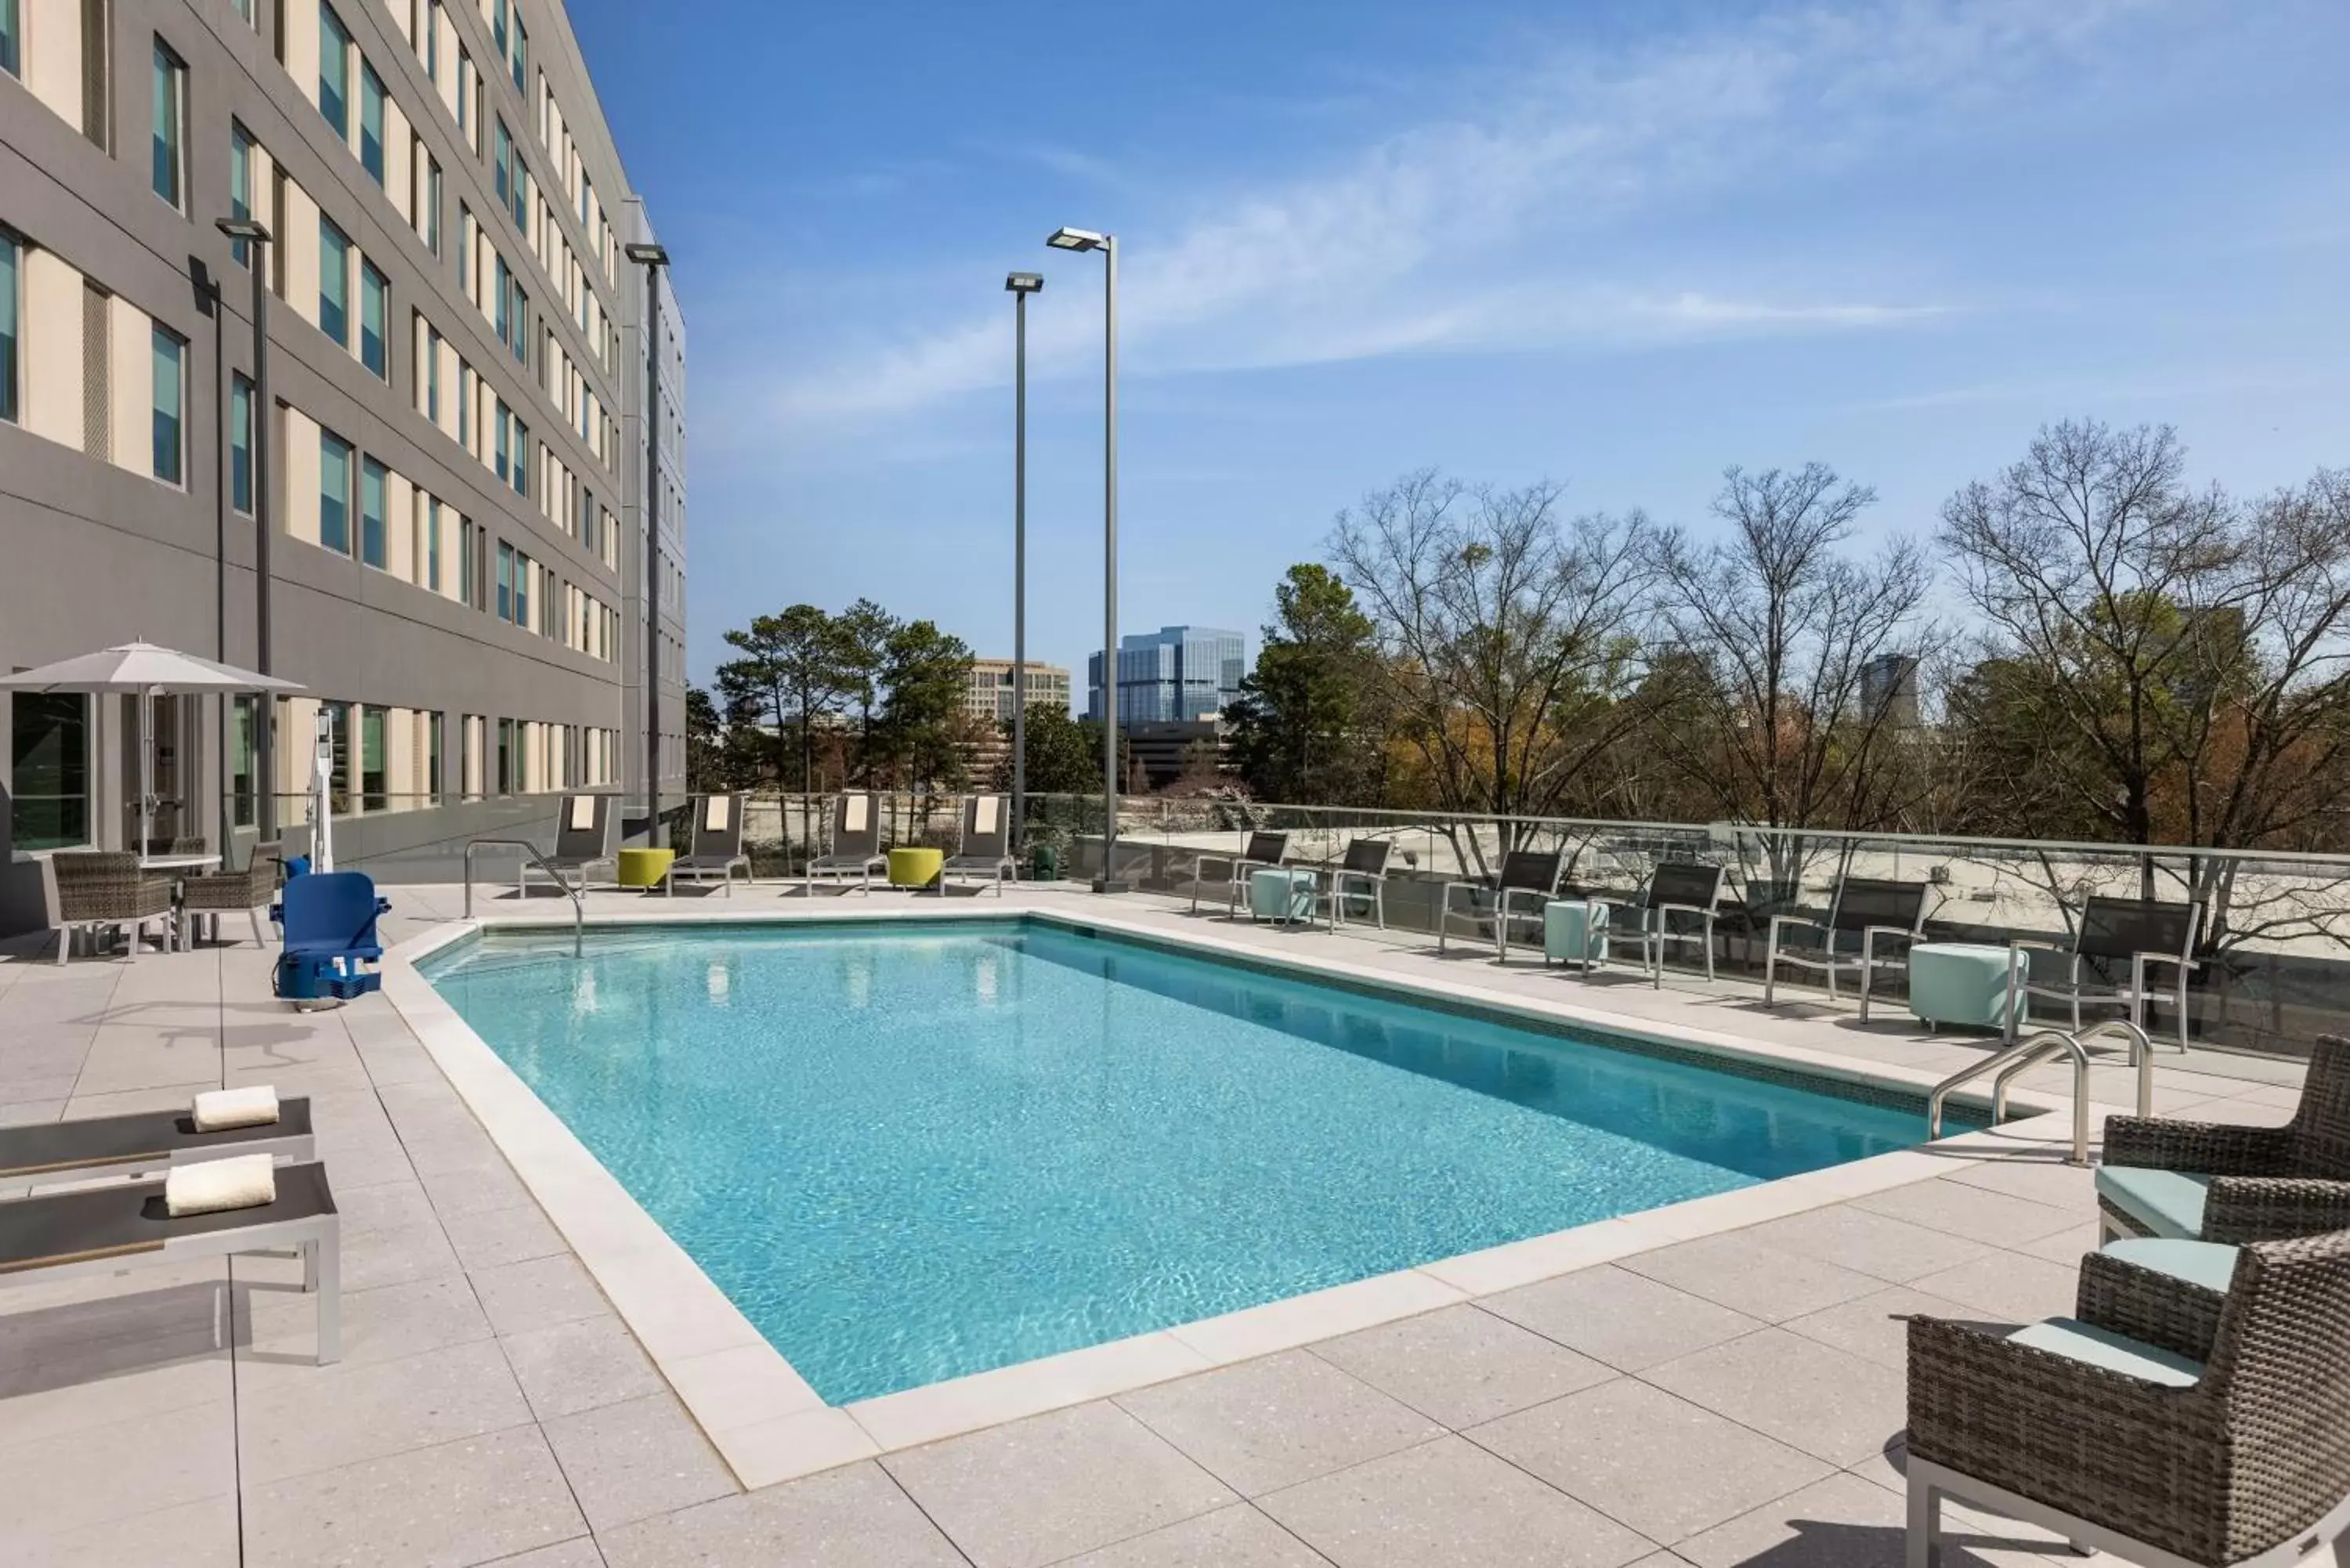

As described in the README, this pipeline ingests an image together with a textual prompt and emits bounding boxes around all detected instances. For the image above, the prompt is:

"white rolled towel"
[193,1084,279,1132]
[165,1154,277,1218]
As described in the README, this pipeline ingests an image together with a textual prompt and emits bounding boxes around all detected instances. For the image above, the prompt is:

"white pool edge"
[382,900,2100,1489]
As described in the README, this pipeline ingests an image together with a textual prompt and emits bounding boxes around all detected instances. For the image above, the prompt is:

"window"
[579,486,596,553]
[0,233,16,424]
[422,322,440,421]
[460,518,478,606]
[318,2,352,139]
[360,62,386,184]
[1,0,17,78]
[230,375,253,512]
[496,539,513,620]
[418,0,437,79]
[508,280,526,363]
[360,457,387,567]
[324,701,350,814]
[230,695,256,828]
[511,15,526,90]
[425,157,443,254]
[493,254,510,344]
[360,261,387,378]
[515,551,531,628]
[425,497,442,589]
[320,429,353,552]
[10,693,89,850]
[151,42,186,210]
[457,47,475,147]
[150,325,185,484]
[494,117,511,210]
[496,716,512,794]
[229,125,255,266]
[491,0,506,60]
[319,216,350,345]
[360,705,386,811]
[493,399,509,482]
[511,420,528,496]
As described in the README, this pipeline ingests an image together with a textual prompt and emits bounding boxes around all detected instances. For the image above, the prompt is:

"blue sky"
[566,0,2350,696]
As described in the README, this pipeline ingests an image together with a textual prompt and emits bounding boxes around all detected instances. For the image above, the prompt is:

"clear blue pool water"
[423,918,1950,1403]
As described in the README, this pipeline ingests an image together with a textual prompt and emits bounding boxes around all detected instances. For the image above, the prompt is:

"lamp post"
[215,218,274,840]
[1003,272,1043,857]
[624,241,671,844]
[1045,226,1118,891]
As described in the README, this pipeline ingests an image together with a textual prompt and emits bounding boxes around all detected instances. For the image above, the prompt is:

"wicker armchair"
[1906,1229,2350,1568]
[180,841,284,948]
[2097,1035,2350,1245]
[47,852,175,965]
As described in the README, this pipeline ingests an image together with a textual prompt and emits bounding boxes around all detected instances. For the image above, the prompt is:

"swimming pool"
[423,917,1956,1404]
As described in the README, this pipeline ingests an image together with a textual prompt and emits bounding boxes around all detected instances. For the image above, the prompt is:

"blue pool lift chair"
[274,872,389,1004]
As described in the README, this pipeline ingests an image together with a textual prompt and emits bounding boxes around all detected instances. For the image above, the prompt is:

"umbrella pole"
[140,688,155,856]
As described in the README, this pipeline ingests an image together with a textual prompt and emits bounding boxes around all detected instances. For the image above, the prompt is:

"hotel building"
[0,0,684,933]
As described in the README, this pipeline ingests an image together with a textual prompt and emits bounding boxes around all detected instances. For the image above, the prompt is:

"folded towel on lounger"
[166,1154,277,1217]
[193,1084,279,1132]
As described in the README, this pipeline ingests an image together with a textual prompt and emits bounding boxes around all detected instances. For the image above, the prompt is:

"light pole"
[624,241,671,844]
[1046,226,1117,891]
[1003,272,1043,858]
[216,218,274,840]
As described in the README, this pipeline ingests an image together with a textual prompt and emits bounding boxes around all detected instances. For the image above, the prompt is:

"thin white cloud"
[763,0,2158,426]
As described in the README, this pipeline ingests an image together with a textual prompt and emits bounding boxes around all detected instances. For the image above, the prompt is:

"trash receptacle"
[1029,844,1059,883]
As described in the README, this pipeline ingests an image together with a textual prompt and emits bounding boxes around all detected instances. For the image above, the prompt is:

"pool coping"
[381,898,2101,1489]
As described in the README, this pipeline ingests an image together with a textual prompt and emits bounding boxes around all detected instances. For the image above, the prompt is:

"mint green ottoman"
[1248,867,1316,927]
[1543,899,1609,970]
[1907,942,2025,1032]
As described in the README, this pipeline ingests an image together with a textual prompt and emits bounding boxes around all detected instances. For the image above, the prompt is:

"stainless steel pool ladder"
[1926,1019,2155,1167]
[462,838,584,959]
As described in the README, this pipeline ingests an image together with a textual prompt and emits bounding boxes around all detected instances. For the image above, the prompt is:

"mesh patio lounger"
[937,795,1017,896]
[1438,847,1565,963]
[520,793,620,898]
[1764,874,1935,1021]
[0,1162,342,1364]
[1190,830,1290,918]
[665,793,753,895]
[804,792,886,896]
[1904,1227,2350,1568]
[2095,1034,2350,1245]
[1,1097,315,1189]
[2008,894,2204,1051]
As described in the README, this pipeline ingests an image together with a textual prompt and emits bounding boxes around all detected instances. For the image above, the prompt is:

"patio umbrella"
[0,642,305,854]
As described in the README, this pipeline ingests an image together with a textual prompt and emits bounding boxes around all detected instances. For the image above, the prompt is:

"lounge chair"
[2095,1034,2350,1245]
[520,793,620,898]
[804,792,887,896]
[665,793,754,895]
[0,1162,342,1364]
[937,795,1017,896]
[1191,830,1291,919]
[1594,862,1726,987]
[1,1096,315,1190]
[1904,1227,2350,1568]
[2008,894,2204,1051]
[180,840,284,948]
[1439,847,1565,962]
[1763,874,1934,1021]
[1316,839,1396,930]
[274,872,386,1004]
[46,851,175,964]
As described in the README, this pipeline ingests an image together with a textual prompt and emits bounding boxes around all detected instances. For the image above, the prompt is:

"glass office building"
[1087,627,1246,724]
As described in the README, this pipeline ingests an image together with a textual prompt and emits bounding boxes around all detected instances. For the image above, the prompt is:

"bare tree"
[1329,470,1658,866]
[1650,463,1934,893]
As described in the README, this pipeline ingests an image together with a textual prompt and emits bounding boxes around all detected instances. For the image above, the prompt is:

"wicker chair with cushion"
[180,841,284,948]
[1904,1227,2350,1568]
[2095,1035,2350,1245]
[48,852,175,965]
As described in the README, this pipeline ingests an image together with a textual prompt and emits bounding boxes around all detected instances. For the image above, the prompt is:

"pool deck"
[0,880,2323,1568]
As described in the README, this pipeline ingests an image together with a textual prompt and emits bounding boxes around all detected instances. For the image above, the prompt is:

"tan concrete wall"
[21,0,82,129]
[105,293,148,478]
[20,248,85,450]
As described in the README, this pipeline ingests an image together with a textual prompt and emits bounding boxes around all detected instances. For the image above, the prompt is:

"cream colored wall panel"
[387,707,415,809]
[284,2,321,123]
[105,296,149,476]
[385,471,416,582]
[437,341,461,438]
[283,406,321,544]
[280,699,318,795]
[282,183,322,329]
[387,105,414,222]
[22,0,83,128]
[251,146,279,233]
[388,0,413,44]
[21,249,86,450]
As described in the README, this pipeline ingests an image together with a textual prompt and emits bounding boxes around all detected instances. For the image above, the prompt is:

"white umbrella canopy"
[0,643,305,853]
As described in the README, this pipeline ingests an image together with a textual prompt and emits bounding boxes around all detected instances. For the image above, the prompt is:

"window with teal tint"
[461,519,478,606]
[492,0,506,59]
[509,153,529,231]
[421,0,438,81]
[229,124,254,266]
[424,325,440,421]
[318,3,352,138]
[493,255,510,343]
[360,457,387,567]
[457,47,472,137]
[230,375,253,512]
[324,702,350,815]
[496,716,512,793]
[360,260,387,378]
[360,61,386,184]
[426,710,443,801]
[0,233,17,424]
[361,705,387,810]
[320,430,352,553]
[494,119,511,209]
[425,158,443,254]
[2,0,19,77]
[426,497,442,590]
[515,552,531,629]
[230,695,256,828]
[494,401,510,482]
[150,325,186,483]
[511,421,528,496]
[10,692,89,850]
[151,42,186,208]
[511,16,526,90]
[509,282,526,363]
[319,216,350,345]
[496,540,513,621]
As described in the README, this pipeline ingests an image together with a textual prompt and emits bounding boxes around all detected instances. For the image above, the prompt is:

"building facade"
[1086,626,1244,725]
[963,657,1072,727]
[0,0,682,933]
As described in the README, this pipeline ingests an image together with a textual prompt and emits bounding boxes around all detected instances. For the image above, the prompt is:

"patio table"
[139,854,221,952]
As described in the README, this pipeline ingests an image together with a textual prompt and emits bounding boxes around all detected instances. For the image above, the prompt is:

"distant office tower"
[964,659,1074,725]
[1086,627,1246,724]
[1861,654,1921,728]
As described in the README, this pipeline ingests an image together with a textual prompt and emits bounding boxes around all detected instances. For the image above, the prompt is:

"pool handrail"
[462,837,584,959]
